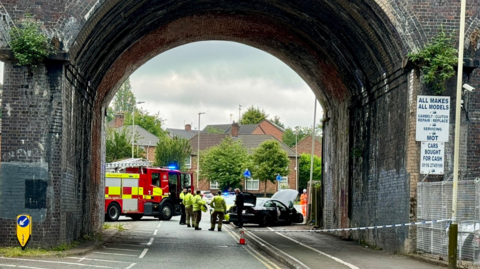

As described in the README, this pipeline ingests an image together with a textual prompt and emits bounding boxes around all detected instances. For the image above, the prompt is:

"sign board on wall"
[416,96,450,142]
[420,142,445,175]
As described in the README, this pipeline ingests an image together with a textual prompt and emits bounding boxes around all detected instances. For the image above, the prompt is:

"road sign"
[416,96,450,142]
[276,175,282,181]
[17,215,32,249]
[420,142,445,175]
[243,169,251,178]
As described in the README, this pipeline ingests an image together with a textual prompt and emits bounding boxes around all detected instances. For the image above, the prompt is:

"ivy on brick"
[9,15,53,67]
[408,28,458,94]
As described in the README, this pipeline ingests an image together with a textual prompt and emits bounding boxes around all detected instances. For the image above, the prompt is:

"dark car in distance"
[229,189,304,227]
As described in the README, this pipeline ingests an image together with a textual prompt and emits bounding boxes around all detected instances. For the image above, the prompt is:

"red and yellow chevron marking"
[105,186,121,198]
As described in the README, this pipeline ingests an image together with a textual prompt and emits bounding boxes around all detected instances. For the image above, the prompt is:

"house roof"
[189,133,296,157]
[234,135,296,157]
[190,134,229,153]
[202,123,268,135]
[115,125,159,146]
[167,128,197,140]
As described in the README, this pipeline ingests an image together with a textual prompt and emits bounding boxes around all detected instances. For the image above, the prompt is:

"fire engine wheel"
[161,204,173,220]
[107,203,121,221]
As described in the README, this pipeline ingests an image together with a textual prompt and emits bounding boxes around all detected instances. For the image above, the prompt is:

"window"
[151,173,160,187]
[210,181,220,189]
[181,173,191,189]
[185,156,192,169]
[246,178,259,190]
[277,176,289,191]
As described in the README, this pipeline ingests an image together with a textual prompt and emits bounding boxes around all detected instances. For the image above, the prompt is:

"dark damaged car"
[229,189,304,227]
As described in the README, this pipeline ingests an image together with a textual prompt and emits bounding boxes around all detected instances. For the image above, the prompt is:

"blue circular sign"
[243,169,251,178]
[17,216,29,227]
[276,175,282,181]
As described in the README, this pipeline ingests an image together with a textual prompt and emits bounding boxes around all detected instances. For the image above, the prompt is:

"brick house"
[189,122,297,196]
[203,119,285,141]
[293,136,322,157]
[107,114,158,162]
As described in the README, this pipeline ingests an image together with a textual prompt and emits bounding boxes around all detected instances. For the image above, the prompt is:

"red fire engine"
[104,165,194,221]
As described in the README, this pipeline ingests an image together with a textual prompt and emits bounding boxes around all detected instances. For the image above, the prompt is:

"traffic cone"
[238,230,246,245]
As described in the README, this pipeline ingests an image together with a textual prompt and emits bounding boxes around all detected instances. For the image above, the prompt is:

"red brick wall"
[295,137,322,157]
[252,121,284,141]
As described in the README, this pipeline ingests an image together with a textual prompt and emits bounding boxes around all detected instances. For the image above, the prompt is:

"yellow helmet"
[224,214,230,221]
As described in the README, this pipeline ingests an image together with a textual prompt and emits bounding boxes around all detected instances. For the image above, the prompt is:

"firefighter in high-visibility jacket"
[184,190,194,228]
[192,190,206,230]
[209,191,227,232]
[179,188,187,225]
[300,189,308,217]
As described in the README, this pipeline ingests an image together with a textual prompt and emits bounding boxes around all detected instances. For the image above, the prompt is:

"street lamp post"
[295,127,299,191]
[197,112,206,189]
[132,101,145,159]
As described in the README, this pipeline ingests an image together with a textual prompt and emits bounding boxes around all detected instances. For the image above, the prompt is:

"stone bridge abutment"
[0,0,479,254]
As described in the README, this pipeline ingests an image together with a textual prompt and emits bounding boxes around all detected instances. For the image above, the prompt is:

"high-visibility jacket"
[210,195,227,212]
[300,193,308,205]
[184,193,193,207]
[180,192,185,204]
[192,194,206,211]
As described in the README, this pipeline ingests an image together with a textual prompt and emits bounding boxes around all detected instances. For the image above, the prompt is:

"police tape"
[249,219,452,233]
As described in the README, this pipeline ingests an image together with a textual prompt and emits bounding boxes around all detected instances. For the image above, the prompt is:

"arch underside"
[69,0,405,111]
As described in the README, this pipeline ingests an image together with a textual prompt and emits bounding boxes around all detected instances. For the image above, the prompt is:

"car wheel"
[107,203,121,221]
[296,213,304,223]
[259,214,271,227]
[161,203,173,220]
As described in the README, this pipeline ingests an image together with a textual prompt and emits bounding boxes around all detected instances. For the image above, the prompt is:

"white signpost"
[416,96,450,142]
[420,142,445,175]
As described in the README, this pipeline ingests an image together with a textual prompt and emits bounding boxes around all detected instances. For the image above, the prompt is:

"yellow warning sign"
[16,215,32,249]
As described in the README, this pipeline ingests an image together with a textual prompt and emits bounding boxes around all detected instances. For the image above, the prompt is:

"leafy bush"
[9,15,52,67]
[408,28,458,94]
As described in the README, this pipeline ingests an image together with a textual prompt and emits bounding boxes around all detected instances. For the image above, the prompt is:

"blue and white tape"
[249,219,451,233]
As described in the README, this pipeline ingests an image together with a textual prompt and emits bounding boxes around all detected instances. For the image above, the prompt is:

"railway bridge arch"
[0,0,479,253]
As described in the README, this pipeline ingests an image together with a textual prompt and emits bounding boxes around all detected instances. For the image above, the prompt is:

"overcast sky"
[0,41,323,130]
[130,41,322,130]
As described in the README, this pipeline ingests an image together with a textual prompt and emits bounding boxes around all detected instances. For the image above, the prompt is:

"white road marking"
[67,257,132,264]
[245,230,309,269]
[267,227,360,269]
[153,229,158,235]
[0,257,116,268]
[93,252,137,257]
[78,257,86,263]
[224,226,281,269]
[139,248,149,259]
[125,263,136,269]
[0,264,47,269]
[157,221,162,228]
[147,237,154,246]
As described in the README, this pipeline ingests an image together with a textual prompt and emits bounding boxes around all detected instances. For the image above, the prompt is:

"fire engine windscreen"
[152,173,160,187]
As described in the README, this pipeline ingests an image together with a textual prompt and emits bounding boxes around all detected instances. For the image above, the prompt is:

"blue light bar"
[168,165,177,170]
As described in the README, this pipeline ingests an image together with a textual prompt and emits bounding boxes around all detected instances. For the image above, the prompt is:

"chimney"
[114,114,124,128]
[185,124,192,131]
[231,121,239,137]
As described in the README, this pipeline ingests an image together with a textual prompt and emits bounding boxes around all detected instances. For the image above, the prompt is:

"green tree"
[106,106,114,122]
[200,137,250,190]
[240,105,268,124]
[298,153,322,190]
[112,79,136,115]
[125,108,167,138]
[282,125,323,147]
[205,126,224,134]
[271,116,285,129]
[251,140,290,197]
[106,128,144,162]
[154,136,192,171]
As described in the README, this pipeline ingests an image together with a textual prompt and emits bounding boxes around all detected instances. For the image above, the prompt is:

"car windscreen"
[255,199,268,207]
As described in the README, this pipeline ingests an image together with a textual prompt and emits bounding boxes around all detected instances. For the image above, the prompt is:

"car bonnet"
[271,189,298,206]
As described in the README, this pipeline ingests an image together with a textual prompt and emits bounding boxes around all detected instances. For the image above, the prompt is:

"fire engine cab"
[104,164,194,221]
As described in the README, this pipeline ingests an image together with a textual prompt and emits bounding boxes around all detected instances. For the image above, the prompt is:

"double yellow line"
[224,225,282,269]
